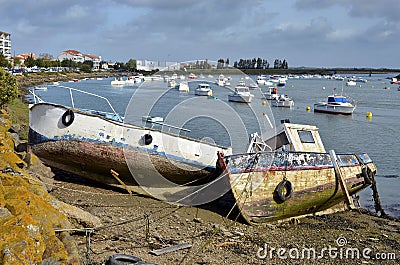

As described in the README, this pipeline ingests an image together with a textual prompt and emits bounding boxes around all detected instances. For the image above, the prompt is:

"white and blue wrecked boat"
[28,86,232,189]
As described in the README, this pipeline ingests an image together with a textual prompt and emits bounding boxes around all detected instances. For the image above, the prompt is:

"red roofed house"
[58,50,101,69]
[12,53,39,65]
[58,49,84,63]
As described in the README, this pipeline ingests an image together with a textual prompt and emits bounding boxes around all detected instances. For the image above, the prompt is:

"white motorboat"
[217,74,226,86]
[168,79,177,88]
[263,87,280,100]
[195,83,212,96]
[314,95,356,115]
[228,84,254,103]
[272,94,294,108]
[110,77,125,86]
[142,116,164,123]
[178,81,189,92]
[346,80,357,86]
[34,86,48,91]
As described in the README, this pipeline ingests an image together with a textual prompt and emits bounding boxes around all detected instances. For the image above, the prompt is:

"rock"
[0,207,12,220]
[49,200,102,228]
[8,124,21,134]
[193,217,202,223]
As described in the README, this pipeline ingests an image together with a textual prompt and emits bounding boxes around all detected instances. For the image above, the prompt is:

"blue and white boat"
[28,86,232,189]
[314,95,355,115]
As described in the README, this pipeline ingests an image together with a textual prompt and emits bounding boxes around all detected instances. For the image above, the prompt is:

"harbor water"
[29,73,400,217]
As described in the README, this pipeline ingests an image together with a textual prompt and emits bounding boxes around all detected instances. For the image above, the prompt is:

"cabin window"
[298,130,315,143]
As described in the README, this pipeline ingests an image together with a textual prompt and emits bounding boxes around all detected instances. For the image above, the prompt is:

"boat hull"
[218,151,375,223]
[314,103,355,115]
[228,94,254,103]
[195,90,212,96]
[29,103,232,187]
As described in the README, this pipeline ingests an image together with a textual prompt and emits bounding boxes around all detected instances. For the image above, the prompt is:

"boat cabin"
[328,95,348,103]
[248,121,326,153]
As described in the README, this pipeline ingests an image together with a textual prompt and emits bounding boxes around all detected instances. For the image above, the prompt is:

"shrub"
[0,68,18,109]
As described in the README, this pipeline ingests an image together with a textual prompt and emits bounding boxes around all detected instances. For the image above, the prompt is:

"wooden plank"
[329,150,354,209]
[149,242,192,256]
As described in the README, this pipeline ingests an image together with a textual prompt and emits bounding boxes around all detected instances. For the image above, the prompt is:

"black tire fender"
[61,109,75,127]
[143,134,153,145]
[105,254,142,265]
[273,180,293,204]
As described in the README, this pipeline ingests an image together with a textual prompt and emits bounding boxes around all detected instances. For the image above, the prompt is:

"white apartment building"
[136,60,179,71]
[0,31,11,60]
[58,49,101,69]
[58,49,85,63]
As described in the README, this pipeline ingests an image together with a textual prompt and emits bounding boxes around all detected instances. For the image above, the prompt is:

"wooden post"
[329,150,354,209]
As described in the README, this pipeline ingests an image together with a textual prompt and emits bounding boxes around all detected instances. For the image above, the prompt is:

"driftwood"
[149,242,192,256]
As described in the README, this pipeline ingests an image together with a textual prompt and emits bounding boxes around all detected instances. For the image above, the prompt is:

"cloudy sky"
[1,0,399,68]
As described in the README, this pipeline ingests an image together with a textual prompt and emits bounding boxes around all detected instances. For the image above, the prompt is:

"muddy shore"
[48,172,400,265]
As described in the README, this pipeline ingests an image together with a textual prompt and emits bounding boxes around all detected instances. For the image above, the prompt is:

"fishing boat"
[263,87,279,100]
[110,77,125,86]
[314,95,355,115]
[271,94,294,107]
[195,83,212,96]
[28,86,232,189]
[178,81,189,92]
[228,82,254,103]
[34,85,48,91]
[217,74,226,86]
[346,80,356,86]
[216,121,376,224]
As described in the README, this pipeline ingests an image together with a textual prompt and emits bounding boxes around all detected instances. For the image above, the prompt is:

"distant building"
[58,49,84,63]
[83,54,101,70]
[58,49,102,69]
[0,31,11,60]
[12,53,39,64]
[136,60,179,71]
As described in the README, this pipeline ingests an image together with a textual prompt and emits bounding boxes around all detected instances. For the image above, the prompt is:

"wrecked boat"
[217,121,376,224]
[28,86,232,187]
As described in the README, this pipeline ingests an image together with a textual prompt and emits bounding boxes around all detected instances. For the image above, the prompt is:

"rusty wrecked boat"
[28,86,232,188]
[216,121,376,224]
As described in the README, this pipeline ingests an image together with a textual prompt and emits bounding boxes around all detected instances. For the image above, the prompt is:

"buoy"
[371,85,375,88]
[366,112,372,118]
[262,101,267,106]
[306,106,311,111]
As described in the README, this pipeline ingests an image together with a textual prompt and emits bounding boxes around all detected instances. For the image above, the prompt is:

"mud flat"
[49,172,400,265]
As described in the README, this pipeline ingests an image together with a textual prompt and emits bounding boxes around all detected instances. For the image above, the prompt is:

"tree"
[126,59,136,70]
[0,53,9,67]
[0,68,18,108]
[24,55,36,68]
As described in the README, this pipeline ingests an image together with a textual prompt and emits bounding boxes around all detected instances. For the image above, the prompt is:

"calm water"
[30,73,400,217]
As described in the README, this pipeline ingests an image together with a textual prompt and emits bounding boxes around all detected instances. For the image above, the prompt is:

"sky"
[1,0,399,68]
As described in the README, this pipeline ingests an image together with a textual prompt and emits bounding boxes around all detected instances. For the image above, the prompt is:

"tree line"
[217,58,288,69]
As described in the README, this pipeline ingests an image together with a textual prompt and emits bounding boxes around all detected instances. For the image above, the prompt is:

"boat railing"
[31,85,123,123]
[226,151,366,170]
[148,121,191,136]
[29,89,45,104]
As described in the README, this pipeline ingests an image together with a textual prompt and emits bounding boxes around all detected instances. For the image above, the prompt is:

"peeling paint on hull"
[219,151,376,223]
[29,103,232,188]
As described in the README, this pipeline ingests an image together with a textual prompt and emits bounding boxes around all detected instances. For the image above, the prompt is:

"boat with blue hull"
[28,86,232,188]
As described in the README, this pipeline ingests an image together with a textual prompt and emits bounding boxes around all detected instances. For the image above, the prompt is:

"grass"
[8,96,29,140]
